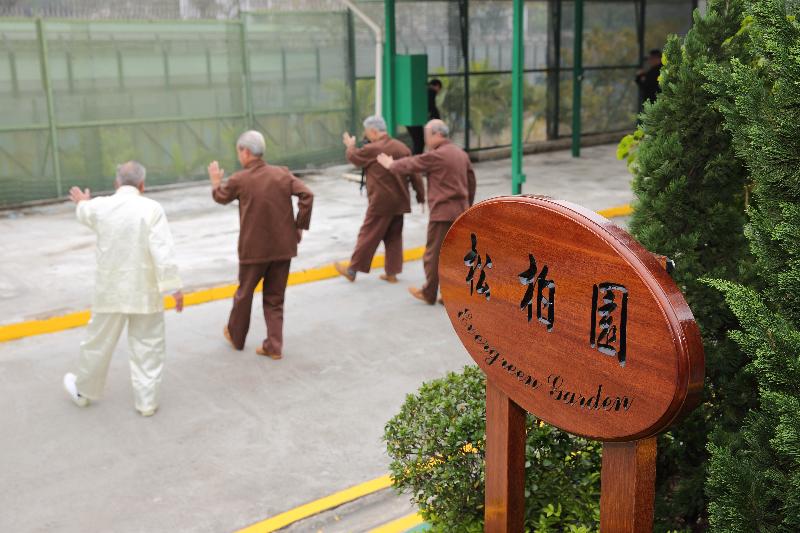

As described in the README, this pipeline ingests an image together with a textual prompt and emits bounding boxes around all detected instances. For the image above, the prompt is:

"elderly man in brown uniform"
[377,119,475,304]
[334,115,425,283]
[208,130,314,359]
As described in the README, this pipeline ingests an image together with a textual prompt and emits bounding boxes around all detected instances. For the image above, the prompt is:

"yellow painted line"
[367,513,426,533]
[0,204,630,343]
[597,203,633,218]
[235,475,393,533]
[0,310,92,343]
[0,248,425,343]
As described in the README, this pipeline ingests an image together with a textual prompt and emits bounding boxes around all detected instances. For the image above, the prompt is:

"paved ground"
[0,145,633,533]
[0,145,631,324]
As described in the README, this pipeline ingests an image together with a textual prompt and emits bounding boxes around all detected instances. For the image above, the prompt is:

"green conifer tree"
[617,1,755,529]
[704,0,800,529]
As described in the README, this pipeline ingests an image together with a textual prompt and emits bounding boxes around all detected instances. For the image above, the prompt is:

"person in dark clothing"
[427,78,442,120]
[406,79,444,155]
[635,49,663,108]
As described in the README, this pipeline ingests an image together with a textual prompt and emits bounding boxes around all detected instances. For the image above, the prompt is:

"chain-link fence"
[0,0,695,206]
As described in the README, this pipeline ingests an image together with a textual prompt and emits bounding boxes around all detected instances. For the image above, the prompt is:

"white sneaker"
[63,373,89,407]
[138,407,158,417]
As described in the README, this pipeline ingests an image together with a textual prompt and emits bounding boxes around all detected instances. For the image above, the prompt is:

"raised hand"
[172,291,184,313]
[207,161,225,187]
[342,132,357,149]
[376,153,395,169]
[69,186,91,203]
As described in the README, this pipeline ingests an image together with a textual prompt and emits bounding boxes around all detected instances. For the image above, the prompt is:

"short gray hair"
[429,121,449,138]
[116,161,146,187]
[237,130,266,156]
[362,115,387,132]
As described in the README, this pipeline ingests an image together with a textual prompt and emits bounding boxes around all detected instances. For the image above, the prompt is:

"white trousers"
[75,312,166,412]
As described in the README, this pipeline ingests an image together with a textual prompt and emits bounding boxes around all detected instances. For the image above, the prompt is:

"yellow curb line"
[0,204,630,343]
[597,203,633,218]
[367,513,426,533]
[235,475,393,533]
[0,246,426,343]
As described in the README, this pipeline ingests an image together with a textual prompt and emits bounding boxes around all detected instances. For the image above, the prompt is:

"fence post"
[457,0,471,151]
[383,0,396,136]
[239,12,254,129]
[571,0,584,158]
[35,17,62,197]
[511,0,525,195]
[346,9,357,135]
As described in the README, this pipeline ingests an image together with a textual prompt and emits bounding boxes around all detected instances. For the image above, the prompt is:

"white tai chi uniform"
[73,186,182,412]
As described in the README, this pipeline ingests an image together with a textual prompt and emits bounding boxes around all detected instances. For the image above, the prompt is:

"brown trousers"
[349,213,404,275]
[422,220,454,303]
[228,260,291,355]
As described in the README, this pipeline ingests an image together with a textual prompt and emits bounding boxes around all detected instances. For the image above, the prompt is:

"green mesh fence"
[0,12,352,207]
[1,1,694,207]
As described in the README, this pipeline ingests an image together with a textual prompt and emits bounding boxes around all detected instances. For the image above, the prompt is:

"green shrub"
[384,365,601,533]
[618,1,756,528]
[703,1,800,529]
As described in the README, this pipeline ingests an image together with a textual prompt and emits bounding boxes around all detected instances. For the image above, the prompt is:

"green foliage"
[384,366,600,533]
[618,0,756,529]
[702,1,800,530]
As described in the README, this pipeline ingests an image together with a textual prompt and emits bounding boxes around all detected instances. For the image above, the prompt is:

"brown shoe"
[334,261,355,282]
[408,286,435,305]
[380,273,398,283]
[223,326,239,350]
[256,346,282,360]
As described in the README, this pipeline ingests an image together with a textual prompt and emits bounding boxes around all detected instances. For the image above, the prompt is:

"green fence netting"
[0,0,694,207]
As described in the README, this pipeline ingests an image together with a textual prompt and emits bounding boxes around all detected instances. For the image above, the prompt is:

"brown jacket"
[212,159,314,264]
[346,136,425,216]
[389,140,476,222]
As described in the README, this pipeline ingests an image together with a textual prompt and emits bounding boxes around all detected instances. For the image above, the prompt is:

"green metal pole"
[571,0,584,158]
[383,0,396,136]
[346,9,357,135]
[511,0,526,195]
[461,0,471,151]
[36,17,62,197]
[239,12,254,130]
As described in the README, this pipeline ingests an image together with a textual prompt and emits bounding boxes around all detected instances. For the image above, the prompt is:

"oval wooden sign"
[439,196,704,441]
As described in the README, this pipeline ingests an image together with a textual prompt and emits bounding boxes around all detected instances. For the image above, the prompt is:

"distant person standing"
[635,49,663,108]
[427,79,442,120]
[208,131,314,359]
[335,115,425,283]
[406,79,444,155]
[377,119,475,305]
[62,161,184,418]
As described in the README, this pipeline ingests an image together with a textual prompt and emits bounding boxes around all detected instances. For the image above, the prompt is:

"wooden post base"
[484,379,527,533]
[600,438,657,533]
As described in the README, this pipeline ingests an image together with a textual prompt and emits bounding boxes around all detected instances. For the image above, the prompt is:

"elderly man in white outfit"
[62,161,184,417]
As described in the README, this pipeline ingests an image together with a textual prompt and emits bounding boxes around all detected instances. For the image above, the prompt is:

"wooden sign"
[439,196,704,532]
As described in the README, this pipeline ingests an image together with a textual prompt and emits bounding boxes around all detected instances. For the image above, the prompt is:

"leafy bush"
[384,365,601,532]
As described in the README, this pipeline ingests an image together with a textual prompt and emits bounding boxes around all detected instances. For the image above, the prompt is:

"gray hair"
[362,115,387,132]
[429,120,450,138]
[237,130,266,156]
[116,161,146,187]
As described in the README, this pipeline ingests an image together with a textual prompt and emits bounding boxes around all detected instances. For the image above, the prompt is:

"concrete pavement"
[0,145,631,324]
[0,145,633,532]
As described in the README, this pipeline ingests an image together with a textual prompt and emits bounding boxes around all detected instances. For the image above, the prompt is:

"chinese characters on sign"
[590,283,629,367]
[518,253,556,331]
[464,233,492,300]
[465,234,629,365]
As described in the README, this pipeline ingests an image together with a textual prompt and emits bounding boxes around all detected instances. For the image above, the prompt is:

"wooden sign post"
[439,196,704,533]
